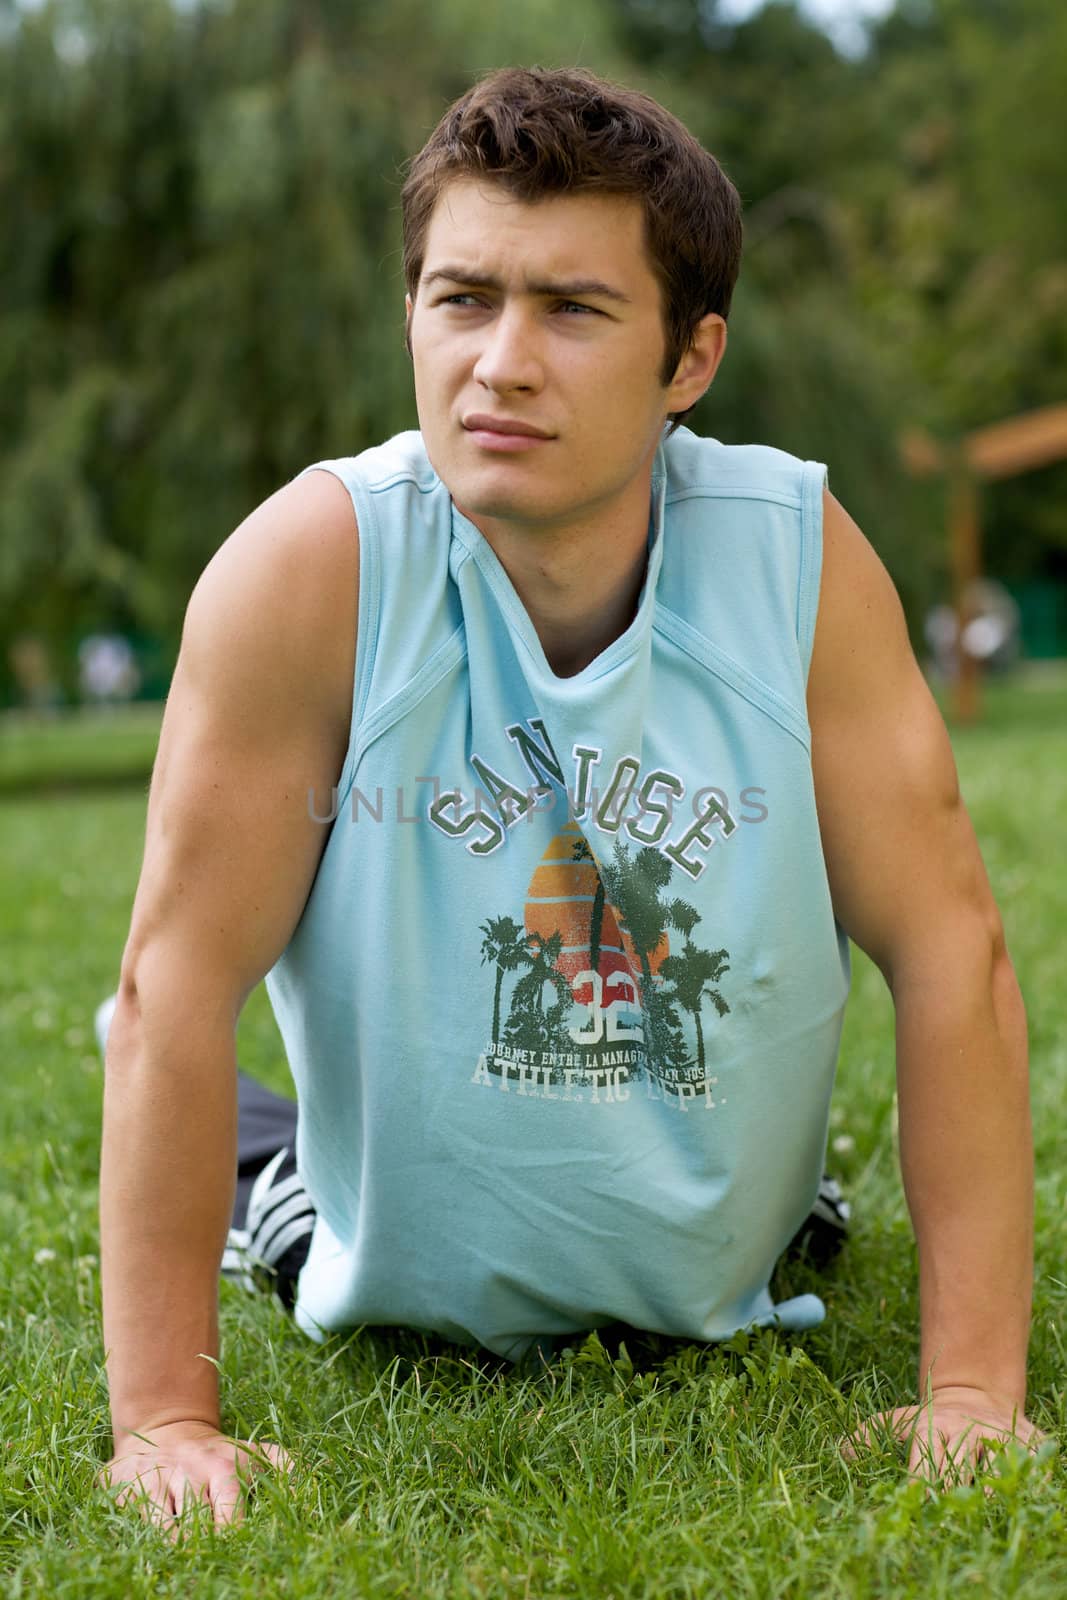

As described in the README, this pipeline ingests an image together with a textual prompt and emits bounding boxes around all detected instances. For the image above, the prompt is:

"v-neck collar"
[449,440,667,691]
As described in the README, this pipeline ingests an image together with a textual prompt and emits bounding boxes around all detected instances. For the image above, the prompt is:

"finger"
[253,1441,294,1475]
[208,1470,246,1529]
[162,1482,184,1546]
[975,1435,1002,1472]
[998,1417,1046,1452]
[168,1468,209,1528]
[229,1437,290,1471]
[119,1470,181,1537]
[972,1427,1037,1472]
[226,1447,273,1519]
[125,1466,202,1540]
[907,1431,951,1484]
[230,1439,294,1496]
[908,1425,981,1487]
[841,1406,919,1459]
[112,1465,170,1519]
[172,1472,223,1541]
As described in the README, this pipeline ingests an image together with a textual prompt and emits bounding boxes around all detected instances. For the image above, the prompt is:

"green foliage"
[0,0,622,697]
[2,0,1066,701]
[852,0,1067,580]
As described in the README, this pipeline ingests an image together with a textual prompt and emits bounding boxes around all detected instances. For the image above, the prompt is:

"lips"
[462,414,555,439]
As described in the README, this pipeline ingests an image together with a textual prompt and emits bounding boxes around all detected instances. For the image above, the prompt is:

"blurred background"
[1,0,1065,735]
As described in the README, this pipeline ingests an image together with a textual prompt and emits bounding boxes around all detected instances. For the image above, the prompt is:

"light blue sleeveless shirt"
[266,427,851,1361]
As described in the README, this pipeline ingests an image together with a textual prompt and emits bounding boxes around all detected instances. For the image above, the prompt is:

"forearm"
[100,963,238,1447]
[893,928,1032,1408]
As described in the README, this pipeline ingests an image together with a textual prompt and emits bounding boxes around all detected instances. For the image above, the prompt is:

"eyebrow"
[420,267,632,305]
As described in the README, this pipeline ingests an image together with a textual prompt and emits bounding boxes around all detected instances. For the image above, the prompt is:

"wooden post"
[902,403,1067,725]
[949,472,981,723]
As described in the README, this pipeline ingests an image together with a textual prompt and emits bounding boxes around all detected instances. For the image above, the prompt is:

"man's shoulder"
[305,430,440,498]
[219,466,360,592]
[662,427,821,507]
[183,467,359,718]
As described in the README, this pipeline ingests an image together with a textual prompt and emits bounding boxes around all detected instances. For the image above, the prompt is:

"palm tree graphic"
[504,930,574,1063]
[597,841,692,1077]
[598,842,673,1007]
[659,924,730,1080]
[479,915,531,1050]
[508,930,571,1021]
[571,835,607,981]
[480,842,731,1091]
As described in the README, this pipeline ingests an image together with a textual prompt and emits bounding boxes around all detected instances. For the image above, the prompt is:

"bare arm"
[99,467,358,1522]
[808,489,1036,1475]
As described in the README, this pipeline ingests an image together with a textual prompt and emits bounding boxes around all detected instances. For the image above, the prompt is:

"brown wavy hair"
[401,66,743,418]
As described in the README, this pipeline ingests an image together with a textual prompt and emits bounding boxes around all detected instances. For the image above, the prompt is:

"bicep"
[808,490,1003,987]
[123,472,359,1013]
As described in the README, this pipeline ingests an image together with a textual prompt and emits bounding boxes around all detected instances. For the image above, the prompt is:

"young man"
[99,67,1037,1525]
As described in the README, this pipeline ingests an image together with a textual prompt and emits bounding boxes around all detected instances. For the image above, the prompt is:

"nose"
[472,305,543,395]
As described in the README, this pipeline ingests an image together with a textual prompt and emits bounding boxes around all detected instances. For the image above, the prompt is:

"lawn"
[1,672,1065,1598]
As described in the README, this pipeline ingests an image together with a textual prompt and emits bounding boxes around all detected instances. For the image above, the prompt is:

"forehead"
[419,179,658,297]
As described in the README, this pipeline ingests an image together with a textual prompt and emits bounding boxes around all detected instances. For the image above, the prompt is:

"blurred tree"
[856,0,1067,583]
[0,0,623,698]
[1,0,1064,703]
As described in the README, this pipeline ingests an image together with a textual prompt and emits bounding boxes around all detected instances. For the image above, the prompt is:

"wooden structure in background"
[901,403,1067,721]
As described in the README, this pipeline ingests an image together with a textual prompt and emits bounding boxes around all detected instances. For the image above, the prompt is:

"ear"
[404,292,414,358]
[665,313,728,414]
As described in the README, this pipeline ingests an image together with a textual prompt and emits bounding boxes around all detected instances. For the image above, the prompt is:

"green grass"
[0,704,162,796]
[1,672,1065,1597]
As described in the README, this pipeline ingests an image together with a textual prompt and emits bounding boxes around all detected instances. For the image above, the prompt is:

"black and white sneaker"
[787,1173,851,1266]
[222,1147,316,1306]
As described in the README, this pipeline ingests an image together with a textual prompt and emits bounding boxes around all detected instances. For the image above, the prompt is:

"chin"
[458,491,553,527]
[440,465,557,525]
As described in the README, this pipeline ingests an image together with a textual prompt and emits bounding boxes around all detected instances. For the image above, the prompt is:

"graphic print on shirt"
[473,819,732,1112]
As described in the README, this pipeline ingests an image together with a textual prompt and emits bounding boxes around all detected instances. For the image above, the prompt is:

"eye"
[439,293,485,308]
[556,301,600,315]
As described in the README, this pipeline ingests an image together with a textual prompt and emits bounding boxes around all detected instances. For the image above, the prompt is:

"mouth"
[462,414,555,452]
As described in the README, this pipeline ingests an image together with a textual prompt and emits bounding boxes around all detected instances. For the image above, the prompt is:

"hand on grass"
[847,1385,1046,1484]
[100,1419,292,1534]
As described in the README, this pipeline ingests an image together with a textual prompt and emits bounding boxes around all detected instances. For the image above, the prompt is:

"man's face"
[406,180,713,537]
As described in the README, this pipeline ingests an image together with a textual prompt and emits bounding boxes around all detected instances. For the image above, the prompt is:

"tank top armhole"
[797,460,828,685]
[294,460,382,801]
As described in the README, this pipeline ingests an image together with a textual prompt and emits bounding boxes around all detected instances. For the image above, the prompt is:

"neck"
[460,470,656,678]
